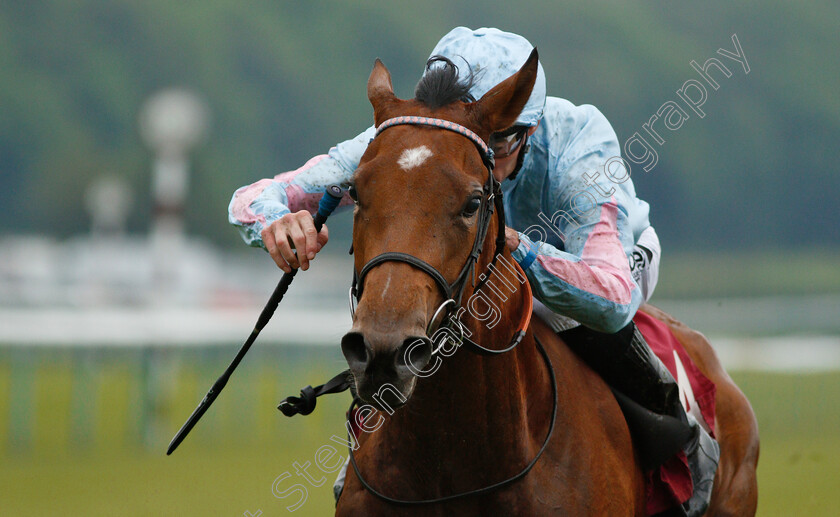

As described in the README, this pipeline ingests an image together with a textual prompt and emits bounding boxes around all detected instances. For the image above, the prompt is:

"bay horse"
[336,50,759,516]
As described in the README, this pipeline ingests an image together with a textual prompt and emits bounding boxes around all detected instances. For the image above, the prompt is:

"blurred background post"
[0,2,837,515]
[140,88,208,304]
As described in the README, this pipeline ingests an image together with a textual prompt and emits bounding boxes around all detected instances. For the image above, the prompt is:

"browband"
[376,116,495,169]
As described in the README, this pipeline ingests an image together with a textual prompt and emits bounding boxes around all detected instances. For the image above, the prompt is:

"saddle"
[555,308,717,516]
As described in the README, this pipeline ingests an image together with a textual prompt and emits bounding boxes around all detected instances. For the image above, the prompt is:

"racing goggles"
[489,126,528,159]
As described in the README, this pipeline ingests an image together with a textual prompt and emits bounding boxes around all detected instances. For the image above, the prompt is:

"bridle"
[350,115,528,355]
[345,115,557,506]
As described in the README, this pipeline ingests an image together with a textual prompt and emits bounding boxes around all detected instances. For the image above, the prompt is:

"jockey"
[229,27,718,516]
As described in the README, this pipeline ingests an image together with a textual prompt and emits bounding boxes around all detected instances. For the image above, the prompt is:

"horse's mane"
[414,55,477,109]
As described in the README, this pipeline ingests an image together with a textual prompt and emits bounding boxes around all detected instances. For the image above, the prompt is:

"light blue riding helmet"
[427,27,547,127]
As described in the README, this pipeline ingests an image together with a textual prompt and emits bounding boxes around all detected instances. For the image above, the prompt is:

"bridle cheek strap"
[347,117,551,507]
[353,116,499,311]
[355,115,526,355]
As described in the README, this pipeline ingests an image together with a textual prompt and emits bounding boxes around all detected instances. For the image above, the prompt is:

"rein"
[280,116,554,506]
[347,335,556,506]
[345,115,555,505]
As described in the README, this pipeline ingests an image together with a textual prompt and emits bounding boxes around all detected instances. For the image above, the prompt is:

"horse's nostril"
[397,336,432,373]
[341,331,369,369]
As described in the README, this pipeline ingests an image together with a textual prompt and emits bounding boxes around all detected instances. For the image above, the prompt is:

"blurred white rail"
[1,306,838,372]
[0,306,352,347]
[708,335,840,372]
[654,294,840,336]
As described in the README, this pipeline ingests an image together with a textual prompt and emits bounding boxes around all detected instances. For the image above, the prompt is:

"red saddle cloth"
[633,310,717,515]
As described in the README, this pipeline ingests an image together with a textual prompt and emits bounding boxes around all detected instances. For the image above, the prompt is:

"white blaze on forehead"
[397,146,433,170]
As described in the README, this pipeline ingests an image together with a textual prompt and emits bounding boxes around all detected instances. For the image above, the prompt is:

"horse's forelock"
[414,56,476,110]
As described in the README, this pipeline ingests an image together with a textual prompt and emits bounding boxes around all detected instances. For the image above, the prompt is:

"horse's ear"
[367,59,399,126]
[468,49,539,134]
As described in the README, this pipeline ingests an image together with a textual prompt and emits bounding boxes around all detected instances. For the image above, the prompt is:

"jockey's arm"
[228,126,374,269]
[509,104,647,334]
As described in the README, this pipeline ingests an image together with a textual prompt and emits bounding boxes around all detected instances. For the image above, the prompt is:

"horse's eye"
[348,184,358,202]
[462,197,482,217]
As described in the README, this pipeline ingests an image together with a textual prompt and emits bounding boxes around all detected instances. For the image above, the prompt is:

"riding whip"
[166,185,344,455]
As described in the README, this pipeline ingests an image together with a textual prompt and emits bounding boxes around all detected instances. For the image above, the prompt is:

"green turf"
[1,349,838,515]
[731,371,840,516]
[0,425,349,516]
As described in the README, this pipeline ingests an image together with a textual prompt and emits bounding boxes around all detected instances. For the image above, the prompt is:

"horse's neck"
[383,257,555,478]
[395,334,548,448]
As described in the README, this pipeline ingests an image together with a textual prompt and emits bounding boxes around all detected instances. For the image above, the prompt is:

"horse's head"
[341,51,539,409]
